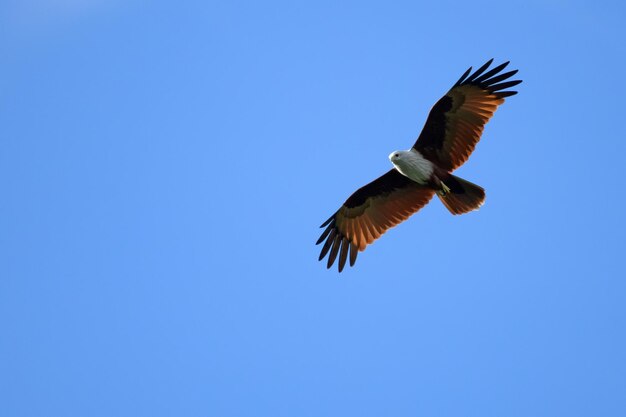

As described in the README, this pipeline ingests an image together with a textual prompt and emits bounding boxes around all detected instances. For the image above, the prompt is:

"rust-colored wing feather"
[317,169,435,272]
[413,59,522,171]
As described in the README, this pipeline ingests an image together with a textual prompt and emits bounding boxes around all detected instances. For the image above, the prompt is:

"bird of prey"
[317,59,521,272]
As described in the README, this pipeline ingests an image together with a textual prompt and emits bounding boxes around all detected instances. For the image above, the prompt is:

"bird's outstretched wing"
[317,169,435,272]
[413,59,522,171]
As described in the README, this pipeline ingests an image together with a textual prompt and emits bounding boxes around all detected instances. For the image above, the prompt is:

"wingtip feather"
[338,238,349,272]
[318,229,336,261]
[454,66,472,87]
[349,242,358,267]
[465,59,494,83]
[320,215,334,228]
[326,234,341,269]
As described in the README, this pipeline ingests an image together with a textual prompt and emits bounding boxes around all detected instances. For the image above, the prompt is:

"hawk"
[317,59,522,272]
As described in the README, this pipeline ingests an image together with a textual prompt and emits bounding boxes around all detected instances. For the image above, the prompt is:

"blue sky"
[1,1,625,416]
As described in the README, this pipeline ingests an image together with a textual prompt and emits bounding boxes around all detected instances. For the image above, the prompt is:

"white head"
[388,148,434,184]
[389,150,408,164]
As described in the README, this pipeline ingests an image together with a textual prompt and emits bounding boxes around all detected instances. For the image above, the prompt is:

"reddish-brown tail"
[438,175,485,215]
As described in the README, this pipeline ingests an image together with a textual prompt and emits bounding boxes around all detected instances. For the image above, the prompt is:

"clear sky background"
[1,1,625,416]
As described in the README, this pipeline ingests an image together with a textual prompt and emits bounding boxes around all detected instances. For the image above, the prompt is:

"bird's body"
[317,59,522,272]
[390,149,476,199]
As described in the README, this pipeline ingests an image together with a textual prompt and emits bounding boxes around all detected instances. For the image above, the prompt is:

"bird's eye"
[395,153,399,157]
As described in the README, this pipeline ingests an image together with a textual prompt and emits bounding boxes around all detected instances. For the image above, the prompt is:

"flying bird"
[317,59,522,272]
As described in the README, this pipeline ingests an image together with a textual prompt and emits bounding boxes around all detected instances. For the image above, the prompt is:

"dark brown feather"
[481,69,517,86]
[489,80,523,92]
[318,228,336,261]
[464,58,493,83]
[338,238,350,272]
[349,242,358,267]
[453,66,473,86]
[316,223,333,245]
[326,234,341,269]
[473,61,510,84]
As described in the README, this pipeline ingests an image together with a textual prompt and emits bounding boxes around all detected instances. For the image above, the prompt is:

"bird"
[316,59,522,272]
